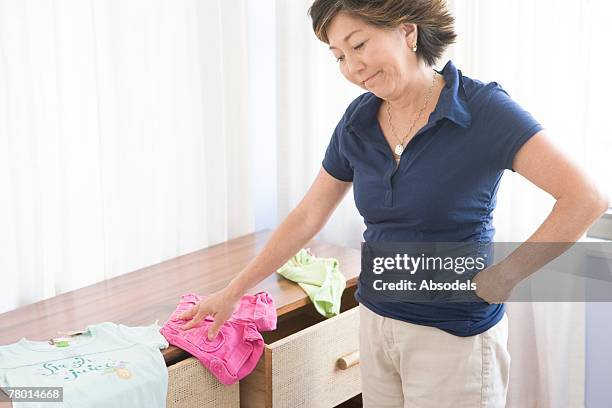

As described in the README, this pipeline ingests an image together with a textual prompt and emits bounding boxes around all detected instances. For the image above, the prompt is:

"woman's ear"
[401,23,418,46]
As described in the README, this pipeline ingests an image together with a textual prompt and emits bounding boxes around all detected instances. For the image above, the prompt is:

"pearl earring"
[412,43,417,52]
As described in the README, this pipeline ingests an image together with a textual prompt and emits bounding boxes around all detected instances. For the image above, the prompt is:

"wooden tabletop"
[0,230,361,365]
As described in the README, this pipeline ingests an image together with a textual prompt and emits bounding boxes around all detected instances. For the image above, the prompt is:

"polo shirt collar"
[345,60,472,138]
[434,60,472,128]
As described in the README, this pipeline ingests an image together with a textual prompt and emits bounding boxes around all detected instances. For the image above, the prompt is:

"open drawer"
[239,285,361,408]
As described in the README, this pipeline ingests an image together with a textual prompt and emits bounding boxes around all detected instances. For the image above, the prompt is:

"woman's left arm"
[474,130,609,303]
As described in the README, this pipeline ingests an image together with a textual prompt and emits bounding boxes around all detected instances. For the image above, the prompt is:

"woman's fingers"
[178,305,197,320]
[181,305,210,330]
[207,316,225,340]
[181,314,200,330]
[176,289,238,334]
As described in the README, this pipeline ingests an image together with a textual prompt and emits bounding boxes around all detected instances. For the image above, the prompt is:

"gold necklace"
[386,71,438,162]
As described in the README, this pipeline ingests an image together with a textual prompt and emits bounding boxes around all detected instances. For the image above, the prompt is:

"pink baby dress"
[160,292,277,385]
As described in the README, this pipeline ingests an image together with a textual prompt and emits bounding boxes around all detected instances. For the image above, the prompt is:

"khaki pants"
[359,305,510,408]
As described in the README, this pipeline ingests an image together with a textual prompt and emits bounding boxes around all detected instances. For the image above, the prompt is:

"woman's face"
[327,11,418,100]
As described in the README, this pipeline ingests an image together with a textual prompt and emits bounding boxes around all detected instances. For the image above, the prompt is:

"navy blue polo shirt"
[322,60,544,336]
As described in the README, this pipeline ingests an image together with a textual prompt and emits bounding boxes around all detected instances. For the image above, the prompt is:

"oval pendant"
[394,144,404,156]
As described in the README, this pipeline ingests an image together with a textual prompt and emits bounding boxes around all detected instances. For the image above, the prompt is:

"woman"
[180,0,608,406]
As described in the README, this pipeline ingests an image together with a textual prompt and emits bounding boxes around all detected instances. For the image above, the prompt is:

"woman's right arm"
[180,167,352,337]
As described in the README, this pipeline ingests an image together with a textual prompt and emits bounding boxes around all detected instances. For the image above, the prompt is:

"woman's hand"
[472,263,518,304]
[178,286,243,340]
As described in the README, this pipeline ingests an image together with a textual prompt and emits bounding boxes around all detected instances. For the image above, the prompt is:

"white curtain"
[0,0,253,314]
[275,0,364,249]
[274,1,611,406]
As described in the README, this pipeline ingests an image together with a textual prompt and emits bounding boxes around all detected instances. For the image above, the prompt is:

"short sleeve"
[117,322,169,350]
[483,82,544,172]
[249,292,277,332]
[321,117,354,182]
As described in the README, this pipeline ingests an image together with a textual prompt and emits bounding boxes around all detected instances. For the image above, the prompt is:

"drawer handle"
[337,350,360,370]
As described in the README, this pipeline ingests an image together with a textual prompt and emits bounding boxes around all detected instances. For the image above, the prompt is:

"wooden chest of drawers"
[0,231,362,408]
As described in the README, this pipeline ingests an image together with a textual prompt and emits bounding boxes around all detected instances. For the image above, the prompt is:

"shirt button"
[210,358,225,376]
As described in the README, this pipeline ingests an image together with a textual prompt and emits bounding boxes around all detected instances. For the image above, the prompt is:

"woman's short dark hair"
[308,0,457,67]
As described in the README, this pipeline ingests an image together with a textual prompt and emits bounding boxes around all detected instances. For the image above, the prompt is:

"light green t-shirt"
[277,248,347,318]
[0,322,168,408]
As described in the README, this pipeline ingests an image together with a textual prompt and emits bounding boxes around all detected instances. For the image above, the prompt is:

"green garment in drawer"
[277,248,346,318]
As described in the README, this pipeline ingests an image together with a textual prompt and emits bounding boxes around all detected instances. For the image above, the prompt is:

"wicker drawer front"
[240,305,360,408]
[167,356,239,408]
[270,305,360,407]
